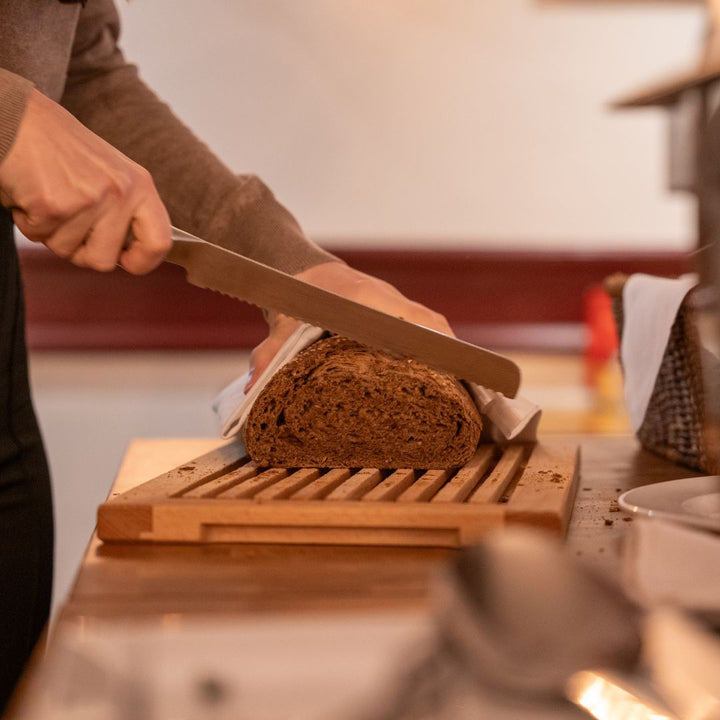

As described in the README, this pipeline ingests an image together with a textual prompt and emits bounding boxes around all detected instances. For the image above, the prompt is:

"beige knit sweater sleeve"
[61,0,338,275]
[0,68,32,168]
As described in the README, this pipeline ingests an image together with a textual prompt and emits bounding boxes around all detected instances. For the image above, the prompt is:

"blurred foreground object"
[566,669,679,720]
[364,529,642,720]
[364,528,720,719]
[643,607,720,720]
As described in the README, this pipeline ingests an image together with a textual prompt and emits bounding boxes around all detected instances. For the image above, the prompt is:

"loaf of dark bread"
[243,335,482,468]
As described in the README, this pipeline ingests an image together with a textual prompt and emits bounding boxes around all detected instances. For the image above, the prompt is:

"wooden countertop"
[7,433,703,719]
[65,437,454,620]
[55,433,699,622]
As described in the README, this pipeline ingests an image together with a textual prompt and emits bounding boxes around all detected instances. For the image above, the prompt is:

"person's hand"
[0,89,171,274]
[245,261,454,391]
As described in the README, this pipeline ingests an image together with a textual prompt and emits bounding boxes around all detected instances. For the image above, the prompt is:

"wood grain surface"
[97,439,578,547]
[56,434,702,621]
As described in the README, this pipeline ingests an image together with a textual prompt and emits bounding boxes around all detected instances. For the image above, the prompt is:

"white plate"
[619,476,720,532]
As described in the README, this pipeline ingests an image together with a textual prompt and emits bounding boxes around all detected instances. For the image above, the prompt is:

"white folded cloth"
[213,323,541,444]
[622,517,720,613]
[465,383,541,444]
[620,273,698,432]
[213,324,325,440]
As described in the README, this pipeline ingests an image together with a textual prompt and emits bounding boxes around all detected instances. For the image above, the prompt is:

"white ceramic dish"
[619,476,720,532]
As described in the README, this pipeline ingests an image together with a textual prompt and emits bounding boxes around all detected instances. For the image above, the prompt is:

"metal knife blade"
[166,227,521,397]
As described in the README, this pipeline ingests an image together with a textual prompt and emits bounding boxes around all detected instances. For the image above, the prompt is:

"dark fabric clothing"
[0,211,54,714]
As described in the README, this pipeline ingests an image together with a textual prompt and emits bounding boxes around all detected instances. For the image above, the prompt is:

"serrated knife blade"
[166,227,521,397]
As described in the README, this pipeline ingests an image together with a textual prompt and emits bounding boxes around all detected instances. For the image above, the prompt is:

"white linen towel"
[620,273,698,431]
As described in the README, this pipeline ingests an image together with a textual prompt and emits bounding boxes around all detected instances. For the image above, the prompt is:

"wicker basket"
[604,273,719,474]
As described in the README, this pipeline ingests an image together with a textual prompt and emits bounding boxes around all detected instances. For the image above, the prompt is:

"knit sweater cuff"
[0,68,33,165]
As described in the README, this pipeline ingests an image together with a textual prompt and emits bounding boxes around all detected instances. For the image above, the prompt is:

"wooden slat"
[289,469,352,501]
[110,441,246,502]
[362,469,416,502]
[505,441,578,533]
[432,446,495,503]
[143,500,506,545]
[215,468,289,500]
[396,470,450,503]
[254,468,321,501]
[469,445,526,504]
[181,461,259,499]
[326,469,383,501]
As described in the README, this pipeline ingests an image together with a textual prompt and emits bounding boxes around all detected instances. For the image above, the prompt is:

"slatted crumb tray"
[97,438,579,547]
[97,441,577,547]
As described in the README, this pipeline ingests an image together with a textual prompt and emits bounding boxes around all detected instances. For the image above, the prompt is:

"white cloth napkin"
[620,273,698,432]
[464,383,541,444]
[213,323,541,444]
[213,324,325,440]
[622,517,720,613]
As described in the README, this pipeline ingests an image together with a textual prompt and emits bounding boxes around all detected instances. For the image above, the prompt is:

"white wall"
[116,0,705,249]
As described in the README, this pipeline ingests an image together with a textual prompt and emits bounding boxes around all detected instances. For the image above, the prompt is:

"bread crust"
[243,336,482,468]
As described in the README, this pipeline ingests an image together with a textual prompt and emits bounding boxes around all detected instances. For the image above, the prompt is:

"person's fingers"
[119,194,172,275]
[295,262,455,336]
[37,169,170,274]
[10,198,82,246]
[245,314,300,392]
[69,225,126,272]
[345,276,454,335]
[35,206,100,261]
[68,188,138,272]
[398,300,454,336]
[66,161,170,273]
[245,339,274,394]
[0,89,171,275]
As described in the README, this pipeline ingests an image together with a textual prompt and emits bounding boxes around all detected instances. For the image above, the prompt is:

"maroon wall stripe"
[19,245,690,352]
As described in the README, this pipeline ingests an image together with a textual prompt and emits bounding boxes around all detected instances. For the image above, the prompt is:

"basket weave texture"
[605,273,718,474]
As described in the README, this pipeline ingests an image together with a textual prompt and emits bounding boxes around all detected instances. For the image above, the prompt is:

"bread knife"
[166,227,521,397]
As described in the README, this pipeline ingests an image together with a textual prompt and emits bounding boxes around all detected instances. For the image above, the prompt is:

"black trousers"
[0,209,53,715]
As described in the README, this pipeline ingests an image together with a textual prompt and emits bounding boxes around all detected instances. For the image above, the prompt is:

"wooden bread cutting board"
[97,438,578,547]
